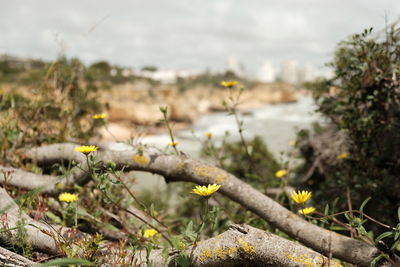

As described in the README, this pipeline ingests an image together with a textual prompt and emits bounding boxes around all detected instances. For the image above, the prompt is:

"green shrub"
[202,136,281,189]
[297,26,400,227]
[0,57,105,164]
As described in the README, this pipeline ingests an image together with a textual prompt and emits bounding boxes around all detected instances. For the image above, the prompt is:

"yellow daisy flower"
[75,145,98,155]
[168,141,179,147]
[133,154,150,166]
[204,132,213,139]
[92,113,107,120]
[58,192,79,203]
[275,169,288,178]
[298,207,316,215]
[337,152,349,160]
[291,190,312,204]
[289,139,296,146]
[192,184,221,197]
[143,228,158,238]
[220,80,238,88]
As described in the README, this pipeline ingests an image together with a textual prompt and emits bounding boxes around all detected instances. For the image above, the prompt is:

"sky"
[1,0,399,74]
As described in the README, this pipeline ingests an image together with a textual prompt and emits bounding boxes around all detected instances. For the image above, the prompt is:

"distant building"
[110,68,118,77]
[122,68,133,77]
[0,54,32,69]
[225,56,245,77]
[134,69,201,84]
[314,69,335,80]
[280,60,299,84]
[257,60,276,83]
[298,63,314,83]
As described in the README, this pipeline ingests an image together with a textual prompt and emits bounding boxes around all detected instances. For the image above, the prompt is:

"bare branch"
[24,143,380,266]
[135,224,341,267]
[0,246,35,267]
[0,187,67,255]
[25,143,85,165]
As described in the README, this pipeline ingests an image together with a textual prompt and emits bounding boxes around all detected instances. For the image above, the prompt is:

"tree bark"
[0,246,35,267]
[0,186,69,255]
[23,143,381,266]
[135,224,342,267]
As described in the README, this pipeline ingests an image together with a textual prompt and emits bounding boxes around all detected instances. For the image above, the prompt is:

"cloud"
[0,0,399,73]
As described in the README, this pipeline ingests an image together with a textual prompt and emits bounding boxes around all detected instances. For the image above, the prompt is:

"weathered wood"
[22,143,381,266]
[0,247,34,267]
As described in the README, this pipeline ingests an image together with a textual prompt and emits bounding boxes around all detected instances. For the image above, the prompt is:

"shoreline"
[97,82,305,141]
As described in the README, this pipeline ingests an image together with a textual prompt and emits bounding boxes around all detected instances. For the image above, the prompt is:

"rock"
[101,81,298,127]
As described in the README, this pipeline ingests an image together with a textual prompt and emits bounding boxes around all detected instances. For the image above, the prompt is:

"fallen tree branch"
[0,246,35,267]
[24,143,381,266]
[0,185,343,266]
[133,224,342,267]
[0,166,70,193]
[25,143,85,165]
[0,186,69,255]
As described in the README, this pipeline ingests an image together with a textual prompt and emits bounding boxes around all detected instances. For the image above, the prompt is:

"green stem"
[162,108,179,155]
[116,172,170,231]
[190,198,209,260]
[74,203,78,228]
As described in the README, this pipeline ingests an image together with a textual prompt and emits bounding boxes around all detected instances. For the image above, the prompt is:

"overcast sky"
[1,1,399,74]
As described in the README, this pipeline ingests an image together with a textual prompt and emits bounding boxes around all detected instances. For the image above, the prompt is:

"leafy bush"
[0,57,104,164]
[202,136,281,189]
[297,26,400,227]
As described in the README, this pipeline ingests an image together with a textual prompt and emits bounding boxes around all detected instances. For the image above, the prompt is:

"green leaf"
[331,197,339,213]
[185,220,193,234]
[319,218,329,225]
[184,220,196,241]
[375,231,393,243]
[162,247,170,263]
[34,258,95,266]
[0,224,29,234]
[397,207,400,222]
[392,239,400,251]
[175,253,191,267]
[344,211,353,222]
[44,211,62,224]
[150,203,155,217]
[329,225,347,231]
[370,254,387,267]
[104,223,119,232]
[324,204,329,216]
[359,197,371,214]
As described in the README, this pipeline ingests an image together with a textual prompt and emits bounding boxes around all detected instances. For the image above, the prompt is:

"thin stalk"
[116,174,170,231]
[190,198,209,259]
[323,210,395,230]
[102,191,173,247]
[161,107,179,155]
[227,88,262,179]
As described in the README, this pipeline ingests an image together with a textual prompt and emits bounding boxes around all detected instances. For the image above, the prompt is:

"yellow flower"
[204,132,213,139]
[275,169,288,178]
[289,139,296,146]
[168,141,179,147]
[291,190,312,204]
[192,184,221,197]
[133,154,150,166]
[221,80,238,88]
[298,207,316,215]
[92,113,107,119]
[56,183,63,189]
[143,228,158,238]
[75,145,98,155]
[337,152,349,160]
[58,192,79,203]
